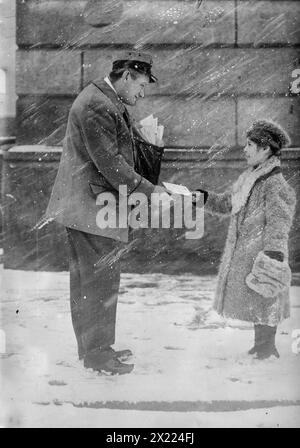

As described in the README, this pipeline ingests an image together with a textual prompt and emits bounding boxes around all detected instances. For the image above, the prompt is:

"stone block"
[16,49,82,95]
[2,147,69,270]
[231,48,299,96]
[238,0,300,45]
[84,47,300,96]
[0,118,16,139]
[237,97,300,147]
[16,94,235,148]
[16,95,74,145]
[16,0,87,47]
[0,149,2,242]
[0,0,16,40]
[131,96,236,148]
[17,0,235,47]
[82,0,124,27]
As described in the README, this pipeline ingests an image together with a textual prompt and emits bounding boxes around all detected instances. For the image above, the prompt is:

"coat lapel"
[92,78,126,116]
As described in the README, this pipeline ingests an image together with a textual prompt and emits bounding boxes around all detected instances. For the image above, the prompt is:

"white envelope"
[162,182,192,196]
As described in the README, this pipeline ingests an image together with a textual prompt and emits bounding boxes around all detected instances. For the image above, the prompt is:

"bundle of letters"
[139,114,164,147]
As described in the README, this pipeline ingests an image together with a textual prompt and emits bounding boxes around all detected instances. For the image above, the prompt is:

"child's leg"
[254,325,279,359]
[248,324,260,355]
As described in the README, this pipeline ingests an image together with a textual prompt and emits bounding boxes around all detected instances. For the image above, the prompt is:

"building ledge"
[2,145,300,163]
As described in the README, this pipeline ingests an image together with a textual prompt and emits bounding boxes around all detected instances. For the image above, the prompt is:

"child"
[195,120,296,359]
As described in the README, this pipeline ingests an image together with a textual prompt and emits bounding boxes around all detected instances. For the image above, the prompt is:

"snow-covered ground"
[1,266,300,428]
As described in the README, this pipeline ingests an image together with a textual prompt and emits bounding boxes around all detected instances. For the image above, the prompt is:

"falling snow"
[1,0,300,429]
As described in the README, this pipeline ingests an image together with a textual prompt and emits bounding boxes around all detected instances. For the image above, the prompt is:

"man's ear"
[122,70,131,82]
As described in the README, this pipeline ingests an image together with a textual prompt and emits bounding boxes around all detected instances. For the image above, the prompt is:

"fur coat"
[205,157,296,325]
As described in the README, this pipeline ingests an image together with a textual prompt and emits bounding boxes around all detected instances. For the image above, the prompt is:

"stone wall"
[2,0,300,272]
[3,146,300,274]
[0,0,16,139]
[16,0,300,148]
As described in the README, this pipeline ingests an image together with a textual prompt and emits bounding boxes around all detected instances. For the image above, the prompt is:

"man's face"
[117,71,150,106]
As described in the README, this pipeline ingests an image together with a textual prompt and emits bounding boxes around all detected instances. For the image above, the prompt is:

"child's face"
[243,138,271,167]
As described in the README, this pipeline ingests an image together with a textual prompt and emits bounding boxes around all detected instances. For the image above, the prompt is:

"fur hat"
[246,120,291,156]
